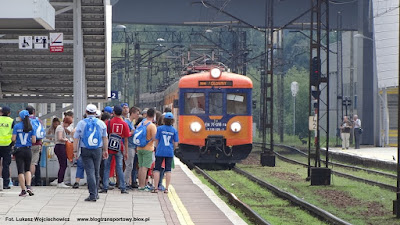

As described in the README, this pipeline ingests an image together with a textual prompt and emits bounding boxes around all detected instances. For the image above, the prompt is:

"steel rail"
[275,144,397,179]
[273,151,397,192]
[233,167,351,225]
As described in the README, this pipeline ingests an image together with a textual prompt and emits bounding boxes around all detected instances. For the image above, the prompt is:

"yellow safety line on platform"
[167,184,195,225]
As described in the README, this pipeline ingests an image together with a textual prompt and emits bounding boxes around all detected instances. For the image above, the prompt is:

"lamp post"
[291,81,299,135]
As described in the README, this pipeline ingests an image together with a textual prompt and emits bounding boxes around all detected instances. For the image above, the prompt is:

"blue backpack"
[31,117,45,139]
[133,120,152,147]
[82,118,102,149]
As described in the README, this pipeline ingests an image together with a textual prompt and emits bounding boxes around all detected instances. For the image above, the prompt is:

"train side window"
[185,93,205,114]
[227,93,247,114]
[209,93,223,115]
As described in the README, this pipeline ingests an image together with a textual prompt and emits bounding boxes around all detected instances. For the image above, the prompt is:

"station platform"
[328,146,397,163]
[0,158,246,225]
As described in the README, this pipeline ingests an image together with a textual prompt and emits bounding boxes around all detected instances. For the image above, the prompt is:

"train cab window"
[185,93,205,114]
[209,93,223,115]
[227,93,247,114]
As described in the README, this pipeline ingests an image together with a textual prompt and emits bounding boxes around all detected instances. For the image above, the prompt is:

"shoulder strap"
[107,120,111,135]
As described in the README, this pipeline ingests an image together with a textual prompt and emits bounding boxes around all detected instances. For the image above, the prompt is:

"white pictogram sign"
[49,33,64,52]
[19,36,32,49]
[34,36,48,49]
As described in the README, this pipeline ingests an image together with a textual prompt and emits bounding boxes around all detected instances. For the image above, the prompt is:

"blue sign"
[111,91,119,99]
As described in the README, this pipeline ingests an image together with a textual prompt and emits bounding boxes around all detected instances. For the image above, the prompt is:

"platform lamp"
[115,24,130,105]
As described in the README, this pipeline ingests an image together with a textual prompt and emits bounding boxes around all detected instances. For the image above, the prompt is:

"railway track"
[178,154,350,225]
[253,143,397,192]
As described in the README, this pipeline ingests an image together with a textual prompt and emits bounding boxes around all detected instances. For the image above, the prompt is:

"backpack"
[107,120,122,152]
[133,120,152,147]
[31,117,45,139]
[82,118,102,149]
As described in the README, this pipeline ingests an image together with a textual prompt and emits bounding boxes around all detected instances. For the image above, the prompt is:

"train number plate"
[199,81,233,86]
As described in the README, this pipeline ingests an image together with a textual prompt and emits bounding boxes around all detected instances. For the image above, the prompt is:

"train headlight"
[190,122,202,133]
[230,122,241,133]
[210,68,222,79]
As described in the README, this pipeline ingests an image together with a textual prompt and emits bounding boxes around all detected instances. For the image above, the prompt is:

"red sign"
[50,46,64,52]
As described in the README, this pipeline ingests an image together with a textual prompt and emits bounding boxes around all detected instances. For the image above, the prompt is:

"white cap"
[86,104,97,113]
[95,110,101,117]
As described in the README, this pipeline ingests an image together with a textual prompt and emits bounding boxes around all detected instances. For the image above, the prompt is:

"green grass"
[200,170,328,225]
[238,159,400,225]
[194,171,256,225]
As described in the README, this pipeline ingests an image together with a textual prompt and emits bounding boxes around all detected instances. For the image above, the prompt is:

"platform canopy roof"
[0,0,110,103]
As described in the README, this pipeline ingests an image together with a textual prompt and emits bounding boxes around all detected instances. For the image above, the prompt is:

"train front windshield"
[181,90,251,115]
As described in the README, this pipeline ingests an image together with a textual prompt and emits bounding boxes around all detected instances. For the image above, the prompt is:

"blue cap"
[113,106,123,115]
[103,106,113,114]
[164,112,174,119]
[19,110,29,119]
[2,106,11,115]
[121,103,129,108]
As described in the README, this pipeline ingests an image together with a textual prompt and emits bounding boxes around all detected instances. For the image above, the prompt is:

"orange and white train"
[140,66,253,166]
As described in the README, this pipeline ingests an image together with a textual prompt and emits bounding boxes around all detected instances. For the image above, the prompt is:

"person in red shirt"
[99,106,129,194]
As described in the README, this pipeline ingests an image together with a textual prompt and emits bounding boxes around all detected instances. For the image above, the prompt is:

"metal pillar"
[260,0,275,167]
[336,11,343,147]
[133,43,141,106]
[73,0,86,122]
[124,29,130,105]
[308,0,331,185]
[277,30,284,143]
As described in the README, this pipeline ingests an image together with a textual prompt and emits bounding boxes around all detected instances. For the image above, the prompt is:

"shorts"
[154,157,173,172]
[15,147,32,174]
[137,150,153,168]
[31,145,41,165]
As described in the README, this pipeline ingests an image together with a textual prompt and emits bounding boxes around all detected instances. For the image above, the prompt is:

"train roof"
[178,72,253,89]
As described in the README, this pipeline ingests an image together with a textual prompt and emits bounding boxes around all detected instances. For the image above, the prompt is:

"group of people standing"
[340,115,362,150]
[0,103,179,202]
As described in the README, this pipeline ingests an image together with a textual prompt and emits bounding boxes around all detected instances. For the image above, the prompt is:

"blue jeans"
[103,151,126,191]
[76,156,85,179]
[80,147,102,200]
[131,153,138,185]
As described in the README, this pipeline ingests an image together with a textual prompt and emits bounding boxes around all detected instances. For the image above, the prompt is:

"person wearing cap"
[25,105,44,182]
[121,103,129,119]
[0,106,15,189]
[73,104,108,202]
[12,110,37,196]
[100,105,129,194]
[152,112,178,194]
[103,106,113,115]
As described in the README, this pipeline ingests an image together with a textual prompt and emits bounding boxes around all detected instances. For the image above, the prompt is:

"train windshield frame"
[180,88,252,116]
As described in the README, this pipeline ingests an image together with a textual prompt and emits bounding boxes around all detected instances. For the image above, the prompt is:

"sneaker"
[138,187,151,192]
[72,182,79,189]
[27,189,34,196]
[9,180,13,187]
[57,182,70,188]
[99,189,107,194]
[158,185,165,191]
[3,186,10,190]
[131,183,138,189]
[121,190,129,194]
[50,179,58,186]
[19,190,27,197]
[84,197,96,202]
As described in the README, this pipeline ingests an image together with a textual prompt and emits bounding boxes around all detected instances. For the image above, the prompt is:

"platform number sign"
[309,115,317,131]
[111,91,119,99]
